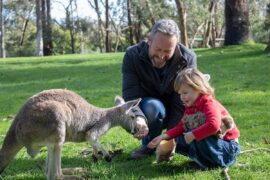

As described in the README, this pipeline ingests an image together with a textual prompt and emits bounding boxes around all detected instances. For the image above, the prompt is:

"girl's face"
[179,84,200,107]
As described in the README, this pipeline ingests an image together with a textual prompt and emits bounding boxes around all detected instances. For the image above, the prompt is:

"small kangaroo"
[0,89,148,180]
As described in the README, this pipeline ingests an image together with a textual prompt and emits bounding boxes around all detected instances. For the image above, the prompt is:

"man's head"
[148,19,180,68]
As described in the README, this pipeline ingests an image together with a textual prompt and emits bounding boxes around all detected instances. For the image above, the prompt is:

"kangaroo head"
[114,96,148,136]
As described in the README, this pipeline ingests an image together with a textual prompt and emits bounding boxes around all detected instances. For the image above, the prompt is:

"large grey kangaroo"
[0,89,148,180]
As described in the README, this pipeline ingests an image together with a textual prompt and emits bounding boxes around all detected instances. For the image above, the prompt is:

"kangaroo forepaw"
[91,154,98,162]
[91,151,111,162]
[104,155,112,162]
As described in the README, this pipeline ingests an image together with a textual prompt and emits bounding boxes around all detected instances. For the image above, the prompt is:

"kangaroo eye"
[130,114,136,119]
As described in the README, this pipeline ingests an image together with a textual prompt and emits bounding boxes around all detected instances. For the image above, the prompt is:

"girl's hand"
[183,132,195,144]
[147,134,169,149]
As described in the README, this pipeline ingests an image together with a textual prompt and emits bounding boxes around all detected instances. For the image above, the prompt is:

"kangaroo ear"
[124,98,141,113]
[115,95,125,106]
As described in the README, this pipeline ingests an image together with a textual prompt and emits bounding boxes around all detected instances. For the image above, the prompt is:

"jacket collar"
[138,41,150,63]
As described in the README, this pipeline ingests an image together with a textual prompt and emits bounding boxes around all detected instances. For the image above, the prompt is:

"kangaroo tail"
[0,120,23,174]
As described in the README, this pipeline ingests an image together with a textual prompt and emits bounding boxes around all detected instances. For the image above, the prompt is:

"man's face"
[148,32,177,68]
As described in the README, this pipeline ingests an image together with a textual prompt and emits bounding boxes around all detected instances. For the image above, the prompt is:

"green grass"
[0,44,270,179]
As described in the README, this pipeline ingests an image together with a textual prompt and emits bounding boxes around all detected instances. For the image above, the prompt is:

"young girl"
[147,68,240,168]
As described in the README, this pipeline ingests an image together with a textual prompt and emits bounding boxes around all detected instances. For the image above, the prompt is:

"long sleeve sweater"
[166,94,240,141]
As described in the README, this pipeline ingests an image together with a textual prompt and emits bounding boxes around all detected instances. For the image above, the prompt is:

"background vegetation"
[0,43,269,179]
[1,0,270,57]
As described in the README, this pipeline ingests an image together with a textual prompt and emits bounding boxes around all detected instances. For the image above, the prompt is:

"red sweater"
[166,94,240,141]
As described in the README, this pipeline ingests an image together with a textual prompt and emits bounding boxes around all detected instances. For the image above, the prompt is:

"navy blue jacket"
[122,41,197,128]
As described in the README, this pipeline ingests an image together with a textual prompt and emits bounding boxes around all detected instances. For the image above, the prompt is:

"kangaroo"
[0,89,149,180]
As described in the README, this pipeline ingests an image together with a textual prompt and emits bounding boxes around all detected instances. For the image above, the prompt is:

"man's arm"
[122,50,142,101]
[122,49,148,139]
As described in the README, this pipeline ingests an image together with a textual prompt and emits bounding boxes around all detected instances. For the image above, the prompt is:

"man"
[121,19,197,160]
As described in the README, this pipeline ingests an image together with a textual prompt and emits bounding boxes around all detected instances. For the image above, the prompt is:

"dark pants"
[176,135,240,168]
[139,97,166,147]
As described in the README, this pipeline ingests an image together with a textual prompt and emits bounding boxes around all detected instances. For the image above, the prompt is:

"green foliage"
[249,0,269,43]
[52,25,73,55]
[2,1,270,56]
[0,44,270,179]
[4,0,36,57]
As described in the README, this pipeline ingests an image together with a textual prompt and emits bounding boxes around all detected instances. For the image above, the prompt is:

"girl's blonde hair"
[174,68,214,96]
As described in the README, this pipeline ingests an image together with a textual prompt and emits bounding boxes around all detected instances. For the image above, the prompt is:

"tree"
[61,0,76,54]
[74,0,84,54]
[264,3,270,52]
[249,0,269,43]
[105,0,111,52]
[175,0,188,47]
[127,0,134,45]
[41,0,53,55]
[203,0,217,48]
[19,5,34,46]
[88,0,104,52]
[0,0,5,58]
[224,0,249,45]
[36,0,43,56]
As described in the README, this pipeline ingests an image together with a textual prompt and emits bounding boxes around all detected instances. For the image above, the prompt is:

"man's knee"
[140,97,166,125]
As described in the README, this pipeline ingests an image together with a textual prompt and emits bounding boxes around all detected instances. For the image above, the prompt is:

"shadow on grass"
[1,155,91,179]
[82,152,208,179]
[1,152,209,179]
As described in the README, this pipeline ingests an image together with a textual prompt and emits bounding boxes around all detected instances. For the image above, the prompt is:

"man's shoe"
[130,146,154,160]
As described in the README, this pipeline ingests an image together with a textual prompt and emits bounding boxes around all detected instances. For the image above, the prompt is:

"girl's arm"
[165,121,185,138]
[147,134,170,149]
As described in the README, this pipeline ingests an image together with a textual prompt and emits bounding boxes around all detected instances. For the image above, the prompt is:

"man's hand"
[183,132,195,144]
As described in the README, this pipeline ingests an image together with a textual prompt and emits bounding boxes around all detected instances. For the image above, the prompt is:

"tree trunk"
[36,0,43,56]
[203,0,217,48]
[264,3,270,52]
[105,0,111,52]
[45,0,53,55]
[41,0,53,55]
[75,0,84,54]
[211,1,219,48]
[0,0,5,58]
[134,15,142,43]
[66,0,75,54]
[88,0,104,53]
[265,35,270,52]
[224,0,249,45]
[175,0,188,47]
[190,22,205,48]
[20,5,35,46]
[133,3,143,43]
[20,18,29,46]
[127,0,134,45]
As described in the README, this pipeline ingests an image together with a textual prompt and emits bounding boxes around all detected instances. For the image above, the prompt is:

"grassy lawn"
[0,44,269,179]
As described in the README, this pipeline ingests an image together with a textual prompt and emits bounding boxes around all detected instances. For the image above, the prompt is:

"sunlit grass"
[0,44,270,179]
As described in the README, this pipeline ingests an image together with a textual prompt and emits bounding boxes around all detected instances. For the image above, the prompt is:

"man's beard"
[150,57,166,68]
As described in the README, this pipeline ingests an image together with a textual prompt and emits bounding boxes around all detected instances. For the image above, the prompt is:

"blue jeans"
[175,135,240,168]
[139,97,166,147]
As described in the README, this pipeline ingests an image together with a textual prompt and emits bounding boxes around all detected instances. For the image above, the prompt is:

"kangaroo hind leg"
[26,145,42,158]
